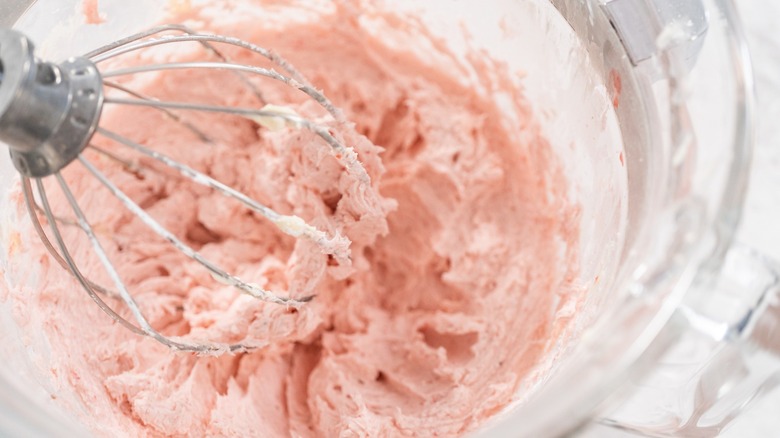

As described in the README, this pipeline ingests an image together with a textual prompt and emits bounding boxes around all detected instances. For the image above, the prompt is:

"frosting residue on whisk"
[272,214,351,263]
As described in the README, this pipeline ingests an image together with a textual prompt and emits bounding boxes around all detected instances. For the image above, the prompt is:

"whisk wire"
[103,60,293,83]
[103,96,367,184]
[94,31,367,183]
[88,143,142,173]
[88,33,340,119]
[103,80,212,142]
[52,173,254,353]
[94,128,344,256]
[78,155,311,307]
[32,201,78,227]
[51,175,159,333]
[29,177,144,335]
[85,24,266,104]
[24,177,262,353]
[23,178,120,301]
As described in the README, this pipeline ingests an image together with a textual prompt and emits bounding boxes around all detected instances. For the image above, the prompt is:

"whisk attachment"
[0,25,372,353]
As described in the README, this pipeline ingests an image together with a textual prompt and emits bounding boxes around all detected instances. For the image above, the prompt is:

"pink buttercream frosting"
[1,2,581,436]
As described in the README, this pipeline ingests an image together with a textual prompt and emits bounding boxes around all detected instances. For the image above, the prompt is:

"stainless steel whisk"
[0,25,370,353]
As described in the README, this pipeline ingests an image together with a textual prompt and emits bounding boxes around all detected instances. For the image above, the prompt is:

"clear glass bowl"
[1,0,775,437]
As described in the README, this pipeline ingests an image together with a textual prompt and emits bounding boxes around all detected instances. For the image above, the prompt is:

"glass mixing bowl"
[0,0,778,436]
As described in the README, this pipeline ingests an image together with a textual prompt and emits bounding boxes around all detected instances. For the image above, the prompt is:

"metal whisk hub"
[0,29,103,177]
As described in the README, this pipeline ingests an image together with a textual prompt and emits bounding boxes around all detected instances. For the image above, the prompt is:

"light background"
[723,0,780,435]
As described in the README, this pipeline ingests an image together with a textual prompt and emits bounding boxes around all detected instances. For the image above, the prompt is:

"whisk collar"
[0,29,103,177]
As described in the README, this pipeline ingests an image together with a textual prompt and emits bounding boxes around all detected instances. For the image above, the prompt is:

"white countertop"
[722,0,780,435]
[739,1,780,261]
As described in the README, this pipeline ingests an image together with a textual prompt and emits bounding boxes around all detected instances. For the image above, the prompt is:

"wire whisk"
[0,25,374,354]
